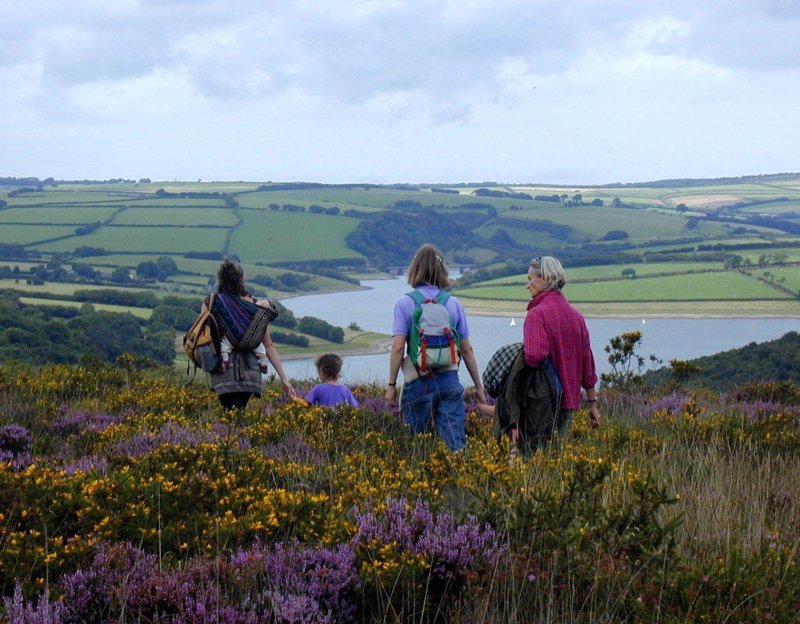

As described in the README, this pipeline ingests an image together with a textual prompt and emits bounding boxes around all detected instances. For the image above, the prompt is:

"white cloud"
[0,0,799,182]
[67,69,197,119]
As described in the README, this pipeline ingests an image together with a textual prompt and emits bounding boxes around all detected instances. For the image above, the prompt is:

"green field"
[18,296,153,319]
[112,207,238,226]
[236,194,385,213]
[476,261,726,286]
[4,191,130,206]
[736,200,800,216]
[123,198,229,207]
[4,178,800,318]
[68,253,347,292]
[0,206,120,224]
[499,204,731,241]
[758,266,800,292]
[0,278,193,300]
[1,224,81,244]
[457,271,790,302]
[232,209,363,263]
[30,226,229,254]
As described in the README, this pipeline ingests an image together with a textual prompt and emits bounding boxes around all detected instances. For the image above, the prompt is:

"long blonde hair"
[407,244,450,289]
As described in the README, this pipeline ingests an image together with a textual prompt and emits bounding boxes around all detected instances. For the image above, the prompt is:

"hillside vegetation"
[1,360,799,621]
[646,331,800,389]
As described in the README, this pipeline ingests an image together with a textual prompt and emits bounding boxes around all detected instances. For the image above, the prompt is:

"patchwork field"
[111,207,239,226]
[457,271,790,302]
[17,296,154,318]
[0,206,121,224]
[502,205,730,240]
[232,209,363,263]
[477,261,726,286]
[30,226,229,254]
[3,176,800,320]
[1,224,83,245]
[0,278,190,299]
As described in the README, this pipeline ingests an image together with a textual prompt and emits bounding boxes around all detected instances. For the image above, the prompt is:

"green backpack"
[406,289,461,373]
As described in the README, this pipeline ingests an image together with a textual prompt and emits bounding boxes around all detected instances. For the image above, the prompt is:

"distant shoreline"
[280,336,392,360]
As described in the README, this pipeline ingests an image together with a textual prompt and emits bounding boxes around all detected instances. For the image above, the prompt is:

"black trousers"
[218,392,252,410]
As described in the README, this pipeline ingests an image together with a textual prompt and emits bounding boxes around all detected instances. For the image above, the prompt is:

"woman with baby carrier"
[203,258,295,410]
[385,244,485,451]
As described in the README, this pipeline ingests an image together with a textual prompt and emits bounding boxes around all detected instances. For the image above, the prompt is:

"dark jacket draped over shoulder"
[493,351,564,454]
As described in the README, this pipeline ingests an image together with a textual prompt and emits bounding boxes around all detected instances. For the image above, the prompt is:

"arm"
[580,322,600,428]
[523,310,549,367]
[459,337,485,403]
[385,334,406,404]
[262,328,295,398]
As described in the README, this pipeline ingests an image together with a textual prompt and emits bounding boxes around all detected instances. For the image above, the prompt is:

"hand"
[282,379,296,399]
[587,404,601,429]
[476,402,495,417]
[474,385,487,404]
[385,385,397,404]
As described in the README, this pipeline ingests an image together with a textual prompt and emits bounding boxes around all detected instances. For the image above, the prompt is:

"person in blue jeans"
[385,244,486,451]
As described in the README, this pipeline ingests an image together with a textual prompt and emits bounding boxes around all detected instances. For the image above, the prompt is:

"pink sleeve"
[523,310,548,367]
[580,322,598,388]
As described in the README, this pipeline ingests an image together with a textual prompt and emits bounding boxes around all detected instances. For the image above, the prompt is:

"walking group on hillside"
[192,244,600,455]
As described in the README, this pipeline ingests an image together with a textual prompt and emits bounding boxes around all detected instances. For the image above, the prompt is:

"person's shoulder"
[394,292,415,307]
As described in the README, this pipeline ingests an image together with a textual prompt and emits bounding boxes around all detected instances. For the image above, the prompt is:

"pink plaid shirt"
[523,290,598,410]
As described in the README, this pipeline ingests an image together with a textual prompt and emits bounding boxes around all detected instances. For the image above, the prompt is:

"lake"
[278,277,798,385]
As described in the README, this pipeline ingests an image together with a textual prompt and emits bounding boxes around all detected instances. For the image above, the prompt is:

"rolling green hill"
[1,175,799,316]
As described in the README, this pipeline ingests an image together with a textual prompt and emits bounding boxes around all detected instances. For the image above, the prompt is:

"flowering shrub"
[1,362,799,622]
[0,424,32,470]
[352,498,502,619]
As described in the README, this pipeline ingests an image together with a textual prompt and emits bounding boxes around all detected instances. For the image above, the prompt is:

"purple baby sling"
[211,293,277,351]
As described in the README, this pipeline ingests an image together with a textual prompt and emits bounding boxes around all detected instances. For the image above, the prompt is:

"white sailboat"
[509,318,516,327]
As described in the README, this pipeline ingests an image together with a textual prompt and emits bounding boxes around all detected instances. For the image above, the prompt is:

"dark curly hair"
[217,258,248,296]
[315,353,342,381]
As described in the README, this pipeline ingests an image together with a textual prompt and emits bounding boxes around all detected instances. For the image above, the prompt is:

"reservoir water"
[278,277,797,385]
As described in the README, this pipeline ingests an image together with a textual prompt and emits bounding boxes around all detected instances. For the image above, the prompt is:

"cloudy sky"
[2,0,799,184]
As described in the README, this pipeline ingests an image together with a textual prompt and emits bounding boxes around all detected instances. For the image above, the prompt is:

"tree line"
[0,291,175,365]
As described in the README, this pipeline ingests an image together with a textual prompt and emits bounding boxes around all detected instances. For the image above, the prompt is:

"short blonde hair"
[407,244,450,289]
[530,256,566,291]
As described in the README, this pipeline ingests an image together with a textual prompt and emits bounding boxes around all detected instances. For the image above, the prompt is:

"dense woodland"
[0,289,345,365]
[645,331,800,389]
[0,291,175,365]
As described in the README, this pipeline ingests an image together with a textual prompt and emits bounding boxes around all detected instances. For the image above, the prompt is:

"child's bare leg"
[220,337,233,372]
[255,341,269,372]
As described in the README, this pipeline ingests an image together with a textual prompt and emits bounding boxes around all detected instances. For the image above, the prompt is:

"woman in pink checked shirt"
[521,256,601,443]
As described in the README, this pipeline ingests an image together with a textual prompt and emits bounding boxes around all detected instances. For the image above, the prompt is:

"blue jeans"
[401,370,465,451]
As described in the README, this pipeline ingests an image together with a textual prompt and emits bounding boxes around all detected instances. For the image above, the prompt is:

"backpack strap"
[406,289,451,306]
[435,290,451,305]
[406,289,426,306]
[185,293,216,385]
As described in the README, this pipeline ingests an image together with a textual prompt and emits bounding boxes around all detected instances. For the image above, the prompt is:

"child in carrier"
[218,300,271,373]
[305,353,359,407]
[209,259,278,374]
